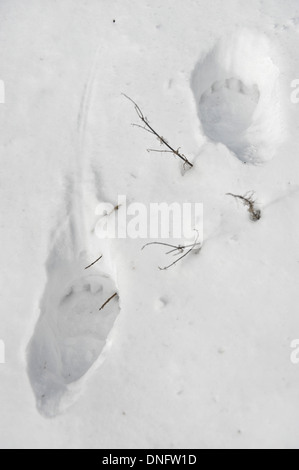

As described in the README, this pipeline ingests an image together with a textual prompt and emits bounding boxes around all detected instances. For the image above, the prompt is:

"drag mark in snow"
[27,42,121,417]
[77,45,102,152]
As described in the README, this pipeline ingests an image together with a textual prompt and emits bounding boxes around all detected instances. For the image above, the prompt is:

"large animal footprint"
[27,218,120,417]
[56,274,118,383]
[192,29,284,164]
[198,78,260,158]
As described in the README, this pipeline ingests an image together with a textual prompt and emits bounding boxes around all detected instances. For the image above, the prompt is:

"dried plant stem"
[99,292,118,311]
[85,255,103,270]
[142,235,201,271]
[227,192,261,221]
[123,94,193,169]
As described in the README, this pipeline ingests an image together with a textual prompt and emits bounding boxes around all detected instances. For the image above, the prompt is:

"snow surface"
[1,0,299,449]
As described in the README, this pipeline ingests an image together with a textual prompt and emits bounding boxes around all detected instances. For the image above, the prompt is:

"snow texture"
[1,0,299,450]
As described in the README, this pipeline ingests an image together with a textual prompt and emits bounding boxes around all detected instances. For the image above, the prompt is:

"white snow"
[1,0,299,449]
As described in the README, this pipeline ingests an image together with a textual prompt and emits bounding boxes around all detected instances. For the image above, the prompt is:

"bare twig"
[111,204,122,214]
[98,204,122,220]
[146,149,174,154]
[123,94,193,169]
[85,255,103,270]
[142,233,201,270]
[99,292,118,311]
[142,242,182,251]
[132,124,154,135]
[166,243,196,255]
[227,192,261,221]
[159,240,201,271]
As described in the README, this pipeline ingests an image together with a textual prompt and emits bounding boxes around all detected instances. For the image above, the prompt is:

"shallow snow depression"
[192,29,284,163]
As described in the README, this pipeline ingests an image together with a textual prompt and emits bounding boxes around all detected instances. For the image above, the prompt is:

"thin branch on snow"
[85,255,103,270]
[98,204,123,220]
[146,149,174,154]
[227,192,261,221]
[99,292,118,311]
[123,94,193,169]
[142,232,201,270]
